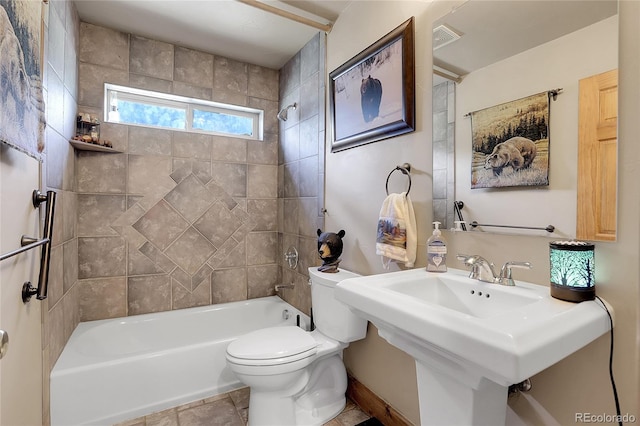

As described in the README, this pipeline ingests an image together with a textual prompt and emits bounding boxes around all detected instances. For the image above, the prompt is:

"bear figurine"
[317,229,345,273]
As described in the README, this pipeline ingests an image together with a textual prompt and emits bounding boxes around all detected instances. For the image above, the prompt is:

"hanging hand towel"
[376,192,417,268]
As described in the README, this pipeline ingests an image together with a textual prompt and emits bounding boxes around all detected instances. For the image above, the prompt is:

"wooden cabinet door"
[577,69,618,241]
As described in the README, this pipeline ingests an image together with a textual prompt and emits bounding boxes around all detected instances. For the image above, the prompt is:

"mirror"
[432,0,618,238]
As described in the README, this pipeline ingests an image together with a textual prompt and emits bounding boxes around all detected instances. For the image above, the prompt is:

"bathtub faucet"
[275,283,295,292]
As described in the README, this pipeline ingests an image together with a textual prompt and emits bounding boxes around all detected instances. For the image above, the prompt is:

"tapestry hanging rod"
[463,88,563,118]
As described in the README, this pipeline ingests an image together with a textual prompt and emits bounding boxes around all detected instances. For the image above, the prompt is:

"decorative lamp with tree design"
[549,240,595,302]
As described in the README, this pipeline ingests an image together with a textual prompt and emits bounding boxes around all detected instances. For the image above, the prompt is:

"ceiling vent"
[433,24,461,50]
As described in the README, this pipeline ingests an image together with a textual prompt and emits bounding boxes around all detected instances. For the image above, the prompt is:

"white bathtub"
[51,296,309,426]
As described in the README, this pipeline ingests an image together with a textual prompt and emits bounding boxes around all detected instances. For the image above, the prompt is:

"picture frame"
[469,91,551,189]
[329,17,415,152]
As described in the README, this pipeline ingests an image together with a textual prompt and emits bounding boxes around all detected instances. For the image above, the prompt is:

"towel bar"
[386,163,412,195]
[469,221,555,233]
[0,190,56,303]
[453,201,554,233]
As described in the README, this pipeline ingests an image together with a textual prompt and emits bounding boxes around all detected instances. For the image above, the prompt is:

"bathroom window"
[104,83,263,140]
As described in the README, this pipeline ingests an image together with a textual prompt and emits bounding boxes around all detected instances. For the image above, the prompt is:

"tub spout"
[275,283,295,292]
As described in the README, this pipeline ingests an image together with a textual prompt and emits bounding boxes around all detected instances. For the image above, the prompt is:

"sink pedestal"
[416,362,507,426]
[335,268,613,426]
[380,328,508,426]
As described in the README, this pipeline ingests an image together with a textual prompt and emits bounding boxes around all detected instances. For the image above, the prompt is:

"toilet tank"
[308,267,367,343]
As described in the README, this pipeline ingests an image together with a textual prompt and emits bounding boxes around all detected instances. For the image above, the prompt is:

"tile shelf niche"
[69,139,122,153]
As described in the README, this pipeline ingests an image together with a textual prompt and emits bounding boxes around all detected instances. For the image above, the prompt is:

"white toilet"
[225,267,367,426]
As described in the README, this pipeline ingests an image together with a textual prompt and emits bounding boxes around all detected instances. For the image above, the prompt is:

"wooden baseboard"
[347,374,413,426]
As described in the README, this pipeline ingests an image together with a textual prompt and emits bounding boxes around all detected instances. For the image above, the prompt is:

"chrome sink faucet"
[457,254,532,286]
[498,261,533,286]
[457,254,498,283]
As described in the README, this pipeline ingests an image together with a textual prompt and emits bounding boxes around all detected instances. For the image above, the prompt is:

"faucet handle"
[456,254,474,263]
[499,261,532,286]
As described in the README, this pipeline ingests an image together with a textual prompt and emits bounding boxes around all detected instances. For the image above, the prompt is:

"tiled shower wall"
[40,11,324,422]
[75,23,281,320]
[432,80,455,229]
[42,0,81,422]
[277,33,326,315]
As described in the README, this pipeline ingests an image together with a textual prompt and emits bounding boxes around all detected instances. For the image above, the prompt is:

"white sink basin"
[386,273,542,318]
[336,268,612,425]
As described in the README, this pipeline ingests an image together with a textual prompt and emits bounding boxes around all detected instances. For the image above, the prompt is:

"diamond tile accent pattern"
[77,21,281,320]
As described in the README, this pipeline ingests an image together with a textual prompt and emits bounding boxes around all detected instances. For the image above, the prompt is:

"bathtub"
[50,296,309,426]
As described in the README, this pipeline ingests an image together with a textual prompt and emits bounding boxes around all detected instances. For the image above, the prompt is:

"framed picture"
[329,17,415,152]
[0,0,46,159]
[470,91,551,189]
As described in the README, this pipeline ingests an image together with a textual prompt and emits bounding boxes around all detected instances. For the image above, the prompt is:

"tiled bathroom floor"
[114,387,372,426]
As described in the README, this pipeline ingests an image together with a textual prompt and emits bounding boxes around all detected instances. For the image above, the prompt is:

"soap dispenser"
[426,221,447,272]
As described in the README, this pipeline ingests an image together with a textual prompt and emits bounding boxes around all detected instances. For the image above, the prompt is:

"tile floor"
[114,387,372,426]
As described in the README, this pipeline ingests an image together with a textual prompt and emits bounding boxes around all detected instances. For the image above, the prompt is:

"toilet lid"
[227,326,318,360]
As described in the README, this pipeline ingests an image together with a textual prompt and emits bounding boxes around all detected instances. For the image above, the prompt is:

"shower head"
[277,102,297,121]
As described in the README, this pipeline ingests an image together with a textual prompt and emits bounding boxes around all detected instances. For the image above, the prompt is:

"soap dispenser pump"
[426,221,447,272]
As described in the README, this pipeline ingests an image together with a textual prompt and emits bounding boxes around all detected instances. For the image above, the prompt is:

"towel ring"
[385,163,412,195]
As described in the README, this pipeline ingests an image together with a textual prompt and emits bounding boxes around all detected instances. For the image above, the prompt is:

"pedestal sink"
[335,268,612,425]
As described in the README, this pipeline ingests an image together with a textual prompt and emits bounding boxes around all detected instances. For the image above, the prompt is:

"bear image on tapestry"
[470,91,550,189]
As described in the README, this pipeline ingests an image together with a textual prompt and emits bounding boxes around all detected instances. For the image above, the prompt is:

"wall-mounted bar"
[454,201,467,231]
[453,200,552,233]
[464,88,563,117]
[0,236,49,262]
[23,190,56,302]
[0,189,57,303]
[469,221,555,233]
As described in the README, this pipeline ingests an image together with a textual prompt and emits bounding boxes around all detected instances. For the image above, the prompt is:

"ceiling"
[73,1,618,78]
[73,0,351,70]
[433,0,618,81]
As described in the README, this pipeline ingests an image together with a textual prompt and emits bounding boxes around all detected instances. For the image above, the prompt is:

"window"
[104,84,263,140]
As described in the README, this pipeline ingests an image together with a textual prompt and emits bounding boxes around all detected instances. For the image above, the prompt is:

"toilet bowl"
[225,267,367,426]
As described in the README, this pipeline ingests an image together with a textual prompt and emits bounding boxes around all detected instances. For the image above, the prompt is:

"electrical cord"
[595,295,622,426]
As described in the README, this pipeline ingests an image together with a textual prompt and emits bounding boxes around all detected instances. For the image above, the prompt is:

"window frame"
[104,83,264,140]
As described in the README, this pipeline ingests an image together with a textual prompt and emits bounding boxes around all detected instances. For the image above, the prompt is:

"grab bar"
[0,190,56,303]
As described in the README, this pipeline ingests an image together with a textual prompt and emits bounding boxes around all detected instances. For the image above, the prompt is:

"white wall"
[456,16,618,238]
[326,1,639,424]
[326,2,434,421]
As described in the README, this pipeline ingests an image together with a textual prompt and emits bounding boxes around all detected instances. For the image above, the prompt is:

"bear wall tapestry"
[470,91,553,189]
[329,17,415,152]
[0,0,45,159]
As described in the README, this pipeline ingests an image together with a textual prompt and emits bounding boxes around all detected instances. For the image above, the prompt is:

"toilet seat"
[224,268,365,425]
[226,326,318,367]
